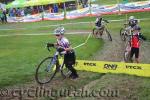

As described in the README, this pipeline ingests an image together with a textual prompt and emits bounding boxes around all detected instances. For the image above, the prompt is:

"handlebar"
[103,19,109,23]
[125,33,146,41]
[124,23,128,25]
[46,43,66,53]
[46,43,54,52]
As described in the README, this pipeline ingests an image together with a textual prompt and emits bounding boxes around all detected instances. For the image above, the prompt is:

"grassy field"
[0,11,150,100]
[0,34,103,87]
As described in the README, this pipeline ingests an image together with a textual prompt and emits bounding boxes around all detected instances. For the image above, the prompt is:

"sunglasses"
[55,34,60,37]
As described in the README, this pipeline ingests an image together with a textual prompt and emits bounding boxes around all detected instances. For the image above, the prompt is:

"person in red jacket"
[130,26,146,63]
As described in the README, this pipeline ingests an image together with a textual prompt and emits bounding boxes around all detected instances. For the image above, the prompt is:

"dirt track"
[92,32,125,62]
[92,31,150,63]
[140,41,150,63]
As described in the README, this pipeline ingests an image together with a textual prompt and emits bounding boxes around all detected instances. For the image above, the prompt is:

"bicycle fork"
[45,57,57,72]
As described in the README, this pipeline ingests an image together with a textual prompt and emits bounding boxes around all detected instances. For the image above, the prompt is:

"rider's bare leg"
[99,30,103,37]
[135,58,139,63]
[93,32,97,38]
[94,29,99,38]
[98,31,102,38]
[95,26,101,38]
[130,48,134,63]
[129,57,133,63]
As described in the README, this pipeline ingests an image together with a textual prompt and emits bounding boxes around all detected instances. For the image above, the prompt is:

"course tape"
[73,33,92,49]
[74,60,150,77]
[0,32,90,37]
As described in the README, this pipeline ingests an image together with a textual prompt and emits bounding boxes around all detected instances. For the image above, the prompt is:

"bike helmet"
[129,16,135,20]
[54,26,65,35]
[133,25,141,31]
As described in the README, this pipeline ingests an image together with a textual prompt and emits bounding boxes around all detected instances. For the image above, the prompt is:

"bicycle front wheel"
[92,28,98,38]
[35,57,58,84]
[120,28,126,41]
[105,29,112,41]
[124,51,130,62]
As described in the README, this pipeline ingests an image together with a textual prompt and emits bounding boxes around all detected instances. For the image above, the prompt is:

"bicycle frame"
[46,51,59,71]
[35,46,70,84]
[46,49,66,72]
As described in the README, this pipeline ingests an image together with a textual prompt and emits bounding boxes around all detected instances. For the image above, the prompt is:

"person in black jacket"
[3,10,7,23]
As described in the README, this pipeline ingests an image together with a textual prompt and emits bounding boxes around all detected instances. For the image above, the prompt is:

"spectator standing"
[16,8,21,17]
[9,8,15,17]
[0,8,4,23]
[48,6,53,13]
[20,9,25,16]
[3,9,7,23]
[53,4,58,13]
[12,8,16,17]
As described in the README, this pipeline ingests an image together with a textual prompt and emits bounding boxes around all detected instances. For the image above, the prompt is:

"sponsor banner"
[23,14,42,22]
[75,60,150,77]
[66,5,119,19]
[44,12,64,20]
[120,1,150,12]
[7,13,64,22]
[66,7,90,19]
[7,17,24,22]
[91,4,119,14]
[66,1,150,19]
[7,1,150,22]
[7,14,42,22]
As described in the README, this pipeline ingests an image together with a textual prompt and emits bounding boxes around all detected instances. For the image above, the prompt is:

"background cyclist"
[126,16,139,34]
[94,16,109,36]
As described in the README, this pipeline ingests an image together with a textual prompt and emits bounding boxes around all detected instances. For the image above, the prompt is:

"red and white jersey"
[131,32,140,48]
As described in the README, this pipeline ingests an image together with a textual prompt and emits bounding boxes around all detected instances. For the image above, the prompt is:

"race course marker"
[75,60,150,77]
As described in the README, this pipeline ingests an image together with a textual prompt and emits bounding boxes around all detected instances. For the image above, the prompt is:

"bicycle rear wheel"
[120,28,126,41]
[124,51,130,62]
[61,64,72,78]
[92,28,98,38]
[35,57,58,84]
[105,28,112,41]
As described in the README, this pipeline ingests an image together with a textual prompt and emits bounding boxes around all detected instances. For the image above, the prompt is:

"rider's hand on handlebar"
[47,43,54,47]
[57,47,65,52]
[104,19,109,23]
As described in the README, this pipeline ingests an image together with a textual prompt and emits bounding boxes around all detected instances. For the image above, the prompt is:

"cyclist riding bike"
[126,16,139,33]
[47,26,79,79]
[129,26,146,63]
[95,16,109,36]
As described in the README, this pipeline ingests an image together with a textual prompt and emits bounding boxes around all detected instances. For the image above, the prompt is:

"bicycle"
[92,20,112,41]
[120,24,134,62]
[120,23,129,41]
[124,35,131,62]
[35,45,72,84]
[123,24,133,62]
